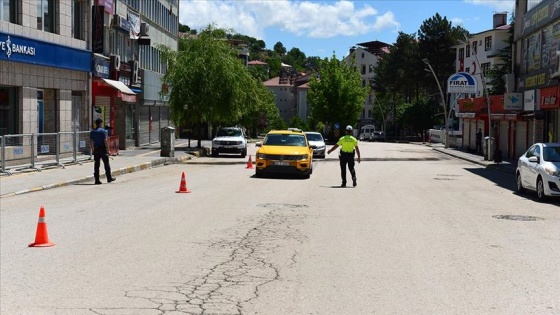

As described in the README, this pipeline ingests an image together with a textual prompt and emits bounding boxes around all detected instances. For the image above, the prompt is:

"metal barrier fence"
[0,131,97,175]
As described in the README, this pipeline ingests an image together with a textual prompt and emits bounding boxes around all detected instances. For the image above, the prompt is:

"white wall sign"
[447,72,478,94]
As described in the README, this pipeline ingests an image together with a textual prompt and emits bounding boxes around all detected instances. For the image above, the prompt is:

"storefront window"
[0,86,18,136]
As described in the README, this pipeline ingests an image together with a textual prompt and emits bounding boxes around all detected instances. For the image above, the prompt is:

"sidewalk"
[0,139,199,199]
[427,142,517,175]
[1,140,516,199]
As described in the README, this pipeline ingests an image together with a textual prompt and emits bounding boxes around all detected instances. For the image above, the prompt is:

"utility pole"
[423,58,449,148]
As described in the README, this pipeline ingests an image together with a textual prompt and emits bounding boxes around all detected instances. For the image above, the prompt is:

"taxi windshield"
[264,134,306,147]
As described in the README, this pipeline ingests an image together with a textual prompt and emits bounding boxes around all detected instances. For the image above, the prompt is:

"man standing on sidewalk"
[476,128,483,155]
[327,125,361,187]
[89,118,116,185]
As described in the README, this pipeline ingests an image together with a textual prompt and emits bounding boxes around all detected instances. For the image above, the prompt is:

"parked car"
[212,126,247,158]
[369,130,385,142]
[304,131,326,158]
[516,142,560,201]
[254,129,313,178]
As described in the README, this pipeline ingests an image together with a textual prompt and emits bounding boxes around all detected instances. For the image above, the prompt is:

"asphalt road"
[1,142,559,315]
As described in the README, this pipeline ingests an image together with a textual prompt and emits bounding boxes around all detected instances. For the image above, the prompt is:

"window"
[472,41,477,54]
[72,0,84,40]
[484,36,492,51]
[465,67,470,73]
[481,62,491,76]
[361,65,366,74]
[37,0,56,33]
[0,0,19,23]
[361,53,364,58]
[368,109,372,118]
[369,65,374,73]
[458,48,464,60]
[466,44,470,57]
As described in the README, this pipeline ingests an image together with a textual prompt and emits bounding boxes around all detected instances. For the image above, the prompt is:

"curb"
[0,155,194,199]
[432,147,516,176]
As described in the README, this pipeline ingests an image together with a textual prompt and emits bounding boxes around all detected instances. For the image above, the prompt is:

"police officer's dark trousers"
[93,146,111,183]
[339,151,356,185]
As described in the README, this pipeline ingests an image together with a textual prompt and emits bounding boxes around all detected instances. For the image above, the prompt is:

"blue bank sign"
[0,32,91,72]
[447,72,477,94]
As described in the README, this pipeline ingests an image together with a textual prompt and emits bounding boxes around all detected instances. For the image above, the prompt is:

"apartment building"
[0,0,91,136]
[343,41,390,131]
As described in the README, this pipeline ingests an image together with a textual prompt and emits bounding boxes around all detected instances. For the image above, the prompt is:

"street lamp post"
[423,58,449,148]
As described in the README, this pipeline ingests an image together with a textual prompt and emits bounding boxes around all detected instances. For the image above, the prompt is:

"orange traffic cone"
[246,155,253,169]
[29,206,55,247]
[176,171,191,193]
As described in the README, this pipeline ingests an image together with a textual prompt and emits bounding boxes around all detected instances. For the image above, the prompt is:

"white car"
[304,131,326,158]
[516,142,560,201]
[212,127,247,158]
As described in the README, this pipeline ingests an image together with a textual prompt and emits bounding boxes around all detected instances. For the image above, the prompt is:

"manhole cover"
[492,215,544,221]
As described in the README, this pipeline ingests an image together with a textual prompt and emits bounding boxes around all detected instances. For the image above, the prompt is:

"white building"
[343,41,390,130]
[452,13,511,97]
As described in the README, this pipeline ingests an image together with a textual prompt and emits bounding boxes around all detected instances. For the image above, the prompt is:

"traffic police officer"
[327,125,361,187]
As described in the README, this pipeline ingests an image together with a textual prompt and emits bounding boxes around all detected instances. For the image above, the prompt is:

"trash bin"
[161,126,175,157]
[483,136,494,161]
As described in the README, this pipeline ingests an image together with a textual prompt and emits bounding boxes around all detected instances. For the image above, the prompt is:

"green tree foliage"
[248,65,269,82]
[287,115,308,131]
[159,25,276,146]
[284,48,307,72]
[273,41,287,55]
[418,13,464,91]
[373,32,421,101]
[400,97,439,134]
[308,55,368,137]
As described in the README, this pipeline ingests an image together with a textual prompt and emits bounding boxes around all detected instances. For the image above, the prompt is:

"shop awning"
[94,79,137,103]
[102,79,136,95]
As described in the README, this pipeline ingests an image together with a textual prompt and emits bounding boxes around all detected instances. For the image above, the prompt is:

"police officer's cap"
[345,125,353,131]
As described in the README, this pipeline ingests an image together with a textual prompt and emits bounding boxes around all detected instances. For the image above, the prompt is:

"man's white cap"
[346,125,353,131]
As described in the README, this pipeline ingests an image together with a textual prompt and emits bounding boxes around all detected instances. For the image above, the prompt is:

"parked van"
[359,125,383,141]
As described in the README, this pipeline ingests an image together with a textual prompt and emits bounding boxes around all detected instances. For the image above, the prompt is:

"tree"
[284,47,307,71]
[308,55,368,138]
[417,14,467,143]
[239,79,284,136]
[159,25,266,147]
[273,41,287,56]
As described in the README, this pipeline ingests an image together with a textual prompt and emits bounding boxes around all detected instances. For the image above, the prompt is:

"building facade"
[514,0,559,146]
[91,0,178,149]
[1,0,91,136]
[456,7,559,160]
[343,41,390,131]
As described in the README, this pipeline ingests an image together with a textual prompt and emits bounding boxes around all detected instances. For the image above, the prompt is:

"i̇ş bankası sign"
[447,72,478,94]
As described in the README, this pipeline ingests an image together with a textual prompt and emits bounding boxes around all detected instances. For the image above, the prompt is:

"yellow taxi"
[255,129,313,178]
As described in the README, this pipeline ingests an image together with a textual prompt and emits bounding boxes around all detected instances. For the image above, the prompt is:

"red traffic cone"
[246,155,253,169]
[29,206,55,247]
[176,172,191,193]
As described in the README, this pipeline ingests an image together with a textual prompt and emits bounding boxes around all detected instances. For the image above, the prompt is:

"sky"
[178,0,515,59]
